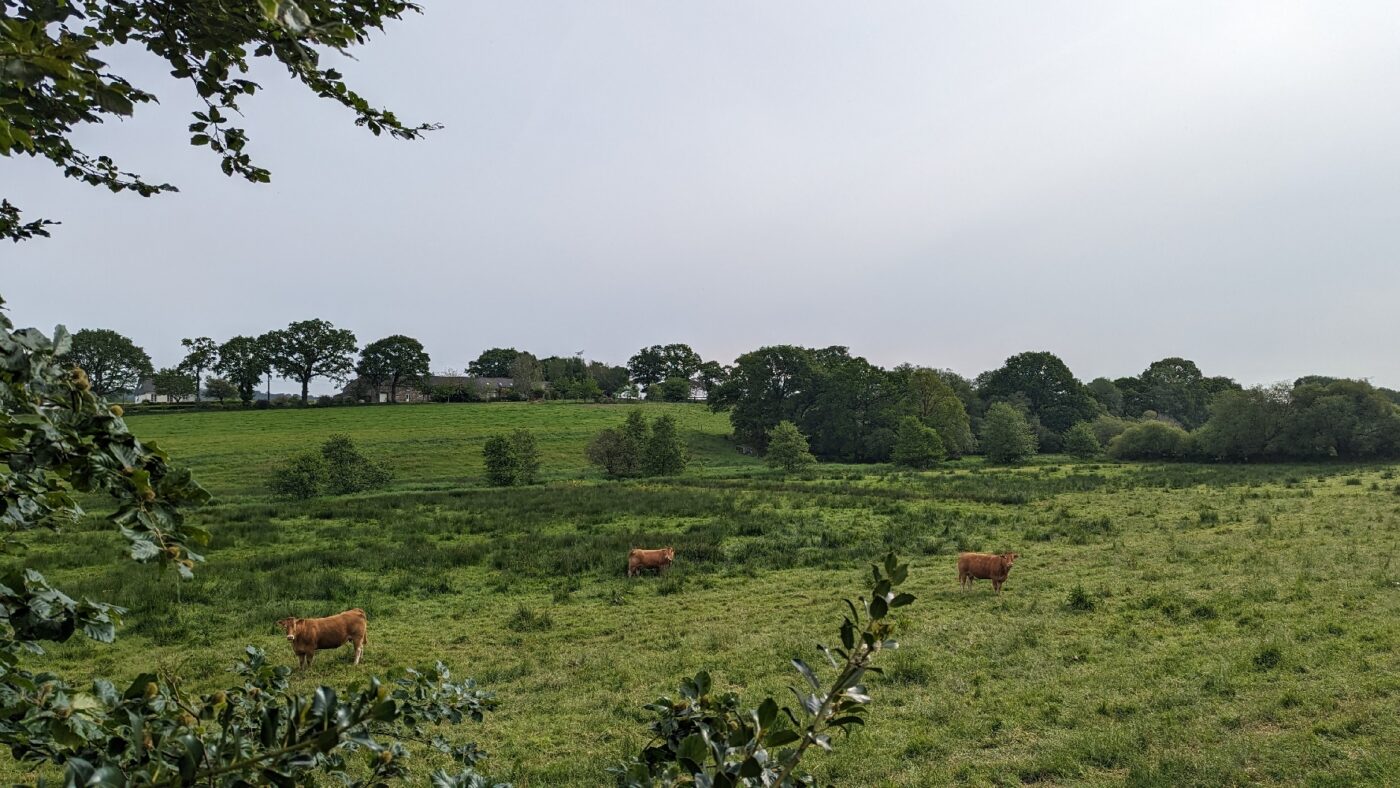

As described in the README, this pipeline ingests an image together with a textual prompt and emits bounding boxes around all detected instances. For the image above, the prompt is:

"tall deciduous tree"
[977,351,1096,434]
[629,344,702,385]
[65,328,153,397]
[215,335,269,405]
[508,352,543,397]
[902,367,975,457]
[178,337,219,402]
[359,335,429,403]
[268,320,357,404]
[0,1,438,243]
[204,376,238,404]
[150,367,197,402]
[468,348,519,378]
[980,402,1038,464]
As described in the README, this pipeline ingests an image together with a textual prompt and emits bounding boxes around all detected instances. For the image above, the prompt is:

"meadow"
[11,402,1400,785]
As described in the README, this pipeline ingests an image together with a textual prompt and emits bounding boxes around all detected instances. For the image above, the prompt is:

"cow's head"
[1002,552,1019,568]
[665,547,675,561]
[277,617,299,641]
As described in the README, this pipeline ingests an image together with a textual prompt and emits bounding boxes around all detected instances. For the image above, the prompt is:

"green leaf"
[765,728,800,747]
[792,658,820,692]
[676,733,707,767]
[870,595,888,620]
[890,593,916,608]
[757,697,778,729]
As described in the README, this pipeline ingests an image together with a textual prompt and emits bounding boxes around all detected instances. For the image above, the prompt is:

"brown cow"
[627,547,675,577]
[277,608,368,668]
[957,552,1018,593]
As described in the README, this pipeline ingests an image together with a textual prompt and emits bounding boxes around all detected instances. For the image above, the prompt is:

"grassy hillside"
[125,401,752,496]
[8,403,1400,785]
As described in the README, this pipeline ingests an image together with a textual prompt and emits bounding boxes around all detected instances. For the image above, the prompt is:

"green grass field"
[11,402,1400,785]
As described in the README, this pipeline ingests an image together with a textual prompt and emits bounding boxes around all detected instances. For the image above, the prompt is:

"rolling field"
[11,403,1400,785]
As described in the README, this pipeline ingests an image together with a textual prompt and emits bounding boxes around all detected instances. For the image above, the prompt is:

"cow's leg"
[354,638,364,665]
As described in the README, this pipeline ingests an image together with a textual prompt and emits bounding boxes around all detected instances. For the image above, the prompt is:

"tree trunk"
[389,375,398,404]
[194,366,202,403]
[301,378,309,404]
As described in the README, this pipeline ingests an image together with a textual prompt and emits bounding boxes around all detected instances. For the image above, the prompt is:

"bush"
[643,413,688,476]
[648,376,693,402]
[1107,421,1190,460]
[587,428,642,478]
[511,429,541,484]
[891,417,946,469]
[765,420,816,473]
[268,435,390,498]
[980,403,1038,464]
[1064,421,1102,459]
[320,434,392,494]
[268,452,328,499]
[483,435,517,486]
[1090,414,1131,446]
[1065,584,1096,612]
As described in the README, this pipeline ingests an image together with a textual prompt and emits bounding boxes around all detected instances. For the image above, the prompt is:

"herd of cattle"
[277,548,1018,668]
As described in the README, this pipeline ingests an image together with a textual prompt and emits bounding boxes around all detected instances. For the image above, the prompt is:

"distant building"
[339,375,520,403]
[133,379,174,404]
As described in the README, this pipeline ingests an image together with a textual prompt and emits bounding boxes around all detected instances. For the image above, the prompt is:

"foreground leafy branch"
[613,553,915,787]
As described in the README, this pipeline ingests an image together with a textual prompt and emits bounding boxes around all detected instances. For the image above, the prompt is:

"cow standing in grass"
[277,608,368,668]
[957,552,1018,593]
[628,547,675,577]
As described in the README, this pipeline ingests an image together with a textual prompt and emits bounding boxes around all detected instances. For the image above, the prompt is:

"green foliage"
[891,416,946,469]
[215,335,270,405]
[178,337,219,401]
[268,451,328,499]
[0,0,438,242]
[980,403,1038,464]
[511,429,541,484]
[1115,358,1239,430]
[150,366,197,402]
[765,420,817,473]
[509,352,544,397]
[587,411,688,479]
[585,428,641,478]
[1086,377,1123,416]
[1107,420,1190,460]
[628,344,702,385]
[643,414,689,476]
[64,328,153,397]
[1063,421,1102,459]
[484,430,542,486]
[902,367,975,457]
[483,435,517,487]
[1090,414,1132,447]
[649,376,694,402]
[1065,584,1096,612]
[1195,380,1400,461]
[614,554,914,787]
[977,351,1097,433]
[269,434,390,497]
[203,376,239,403]
[322,433,392,494]
[268,319,358,404]
[359,334,431,403]
[713,346,905,462]
[469,348,520,378]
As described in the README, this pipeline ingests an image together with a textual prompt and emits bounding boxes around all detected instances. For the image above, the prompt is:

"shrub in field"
[980,403,1038,464]
[1064,421,1102,459]
[1107,421,1189,460]
[1090,414,1132,446]
[483,435,518,486]
[614,554,915,786]
[766,420,817,473]
[587,428,642,478]
[644,414,689,476]
[269,451,329,499]
[484,430,542,486]
[892,416,946,469]
[322,433,393,494]
[269,434,391,497]
[511,429,541,484]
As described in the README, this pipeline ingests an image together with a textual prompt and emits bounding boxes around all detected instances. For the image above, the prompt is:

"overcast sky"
[5,1,1399,393]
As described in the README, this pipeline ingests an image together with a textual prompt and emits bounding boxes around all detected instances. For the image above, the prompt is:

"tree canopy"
[64,328,152,397]
[1,0,437,242]
[178,337,219,402]
[268,319,357,404]
[628,343,702,385]
[358,334,430,403]
[468,348,519,378]
[977,351,1096,434]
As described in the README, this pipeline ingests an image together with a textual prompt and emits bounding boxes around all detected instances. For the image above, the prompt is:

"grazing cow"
[627,547,676,577]
[957,552,1019,593]
[277,608,368,668]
